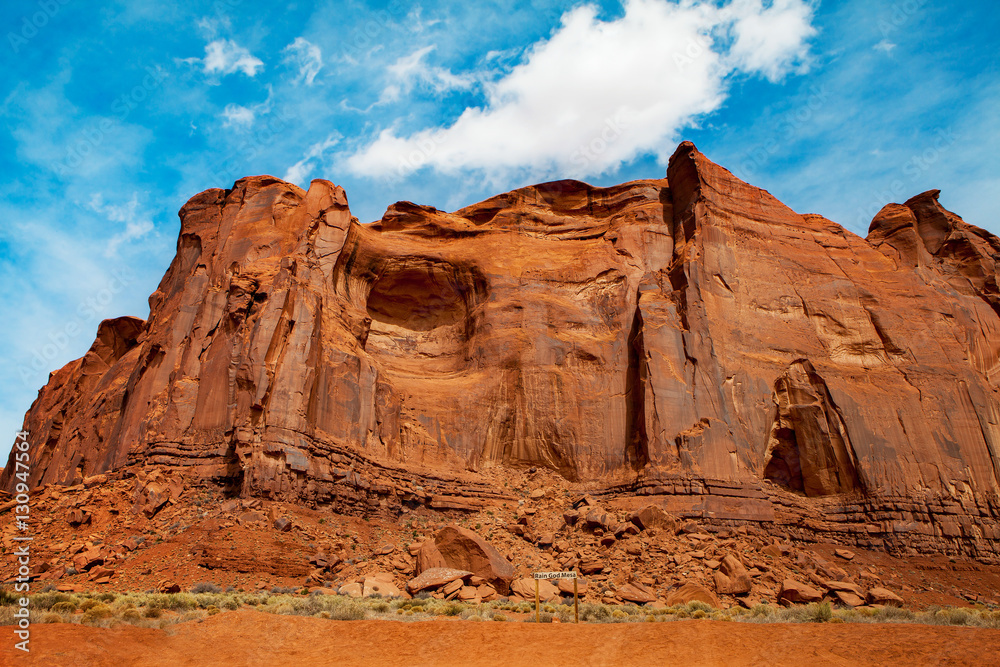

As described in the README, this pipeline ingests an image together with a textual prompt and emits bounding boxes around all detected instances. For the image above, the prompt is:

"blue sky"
[1,0,998,462]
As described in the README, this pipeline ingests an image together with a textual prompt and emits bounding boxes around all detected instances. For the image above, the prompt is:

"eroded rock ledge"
[5,142,1000,561]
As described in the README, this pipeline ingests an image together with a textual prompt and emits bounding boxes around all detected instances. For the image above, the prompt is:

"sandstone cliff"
[5,142,1000,559]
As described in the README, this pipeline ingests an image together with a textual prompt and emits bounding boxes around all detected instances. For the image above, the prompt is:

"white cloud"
[874,39,897,54]
[283,133,343,185]
[88,193,155,256]
[283,37,323,85]
[200,39,264,77]
[219,89,274,129]
[379,46,476,103]
[222,104,255,128]
[722,0,815,82]
[348,0,816,181]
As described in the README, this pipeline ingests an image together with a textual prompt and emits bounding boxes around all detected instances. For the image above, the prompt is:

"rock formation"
[5,142,1000,560]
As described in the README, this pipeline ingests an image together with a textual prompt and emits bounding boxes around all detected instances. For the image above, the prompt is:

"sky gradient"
[1,0,998,461]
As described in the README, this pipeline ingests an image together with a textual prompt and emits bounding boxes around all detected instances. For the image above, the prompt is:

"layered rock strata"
[5,142,1000,560]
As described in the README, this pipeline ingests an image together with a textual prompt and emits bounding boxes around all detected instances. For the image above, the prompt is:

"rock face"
[4,142,1000,560]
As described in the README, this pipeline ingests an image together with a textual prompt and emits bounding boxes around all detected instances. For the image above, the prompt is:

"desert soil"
[2,611,999,667]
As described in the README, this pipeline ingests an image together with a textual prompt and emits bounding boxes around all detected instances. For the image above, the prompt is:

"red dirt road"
[3,611,999,666]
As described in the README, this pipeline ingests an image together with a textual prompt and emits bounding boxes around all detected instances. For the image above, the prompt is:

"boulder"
[426,526,514,595]
[779,578,823,604]
[363,578,401,598]
[617,582,656,604]
[666,582,719,608]
[339,582,363,598]
[157,580,180,594]
[511,578,560,603]
[557,577,587,596]
[629,505,677,532]
[866,587,904,607]
[579,558,605,575]
[831,590,864,607]
[416,541,446,573]
[584,509,615,532]
[825,581,863,596]
[713,554,752,596]
[405,567,472,594]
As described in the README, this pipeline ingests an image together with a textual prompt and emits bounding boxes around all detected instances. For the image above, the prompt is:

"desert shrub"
[223,598,240,611]
[82,604,114,623]
[31,592,72,610]
[439,602,465,617]
[40,612,62,624]
[611,609,630,621]
[934,608,972,626]
[206,606,221,616]
[327,600,366,621]
[144,607,163,619]
[121,608,143,622]
[0,590,18,606]
[492,612,508,622]
[872,606,915,623]
[190,582,223,594]
[272,603,295,615]
[370,600,390,613]
[79,599,101,612]
[96,592,117,603]
[580,603,611,622]
[51,601,77,614]
[808,602,832,623]
[687,600,713,613]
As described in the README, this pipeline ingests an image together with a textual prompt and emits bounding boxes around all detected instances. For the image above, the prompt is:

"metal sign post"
[533,571,579,623]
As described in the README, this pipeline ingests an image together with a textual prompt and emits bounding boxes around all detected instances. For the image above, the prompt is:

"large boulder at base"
[866,587,904,607]
[363,578,402,598]
[666,582,719,608]
[416,540,447,573]
[779,578,823,604]
[511,578,560,603]
[831,590,864,607]
[618,582,656,604]
[406,567,472,594]
[629,505,677,532]
[714,554,752,596]
[426,526,515,595]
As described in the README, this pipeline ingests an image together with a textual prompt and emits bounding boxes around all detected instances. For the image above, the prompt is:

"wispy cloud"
[187,38,264,78]
[283,37,323,86]
[283,133,343,185]
[379,45,476,103]
[348,0,817,181]
[221,89,273,129]
[88,193,156,256]
[874,39,897,53]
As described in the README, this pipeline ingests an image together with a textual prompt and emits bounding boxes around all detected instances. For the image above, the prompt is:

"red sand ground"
[2,611,999,667]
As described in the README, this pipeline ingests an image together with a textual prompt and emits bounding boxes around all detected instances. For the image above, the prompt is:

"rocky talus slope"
[4,141,1000,564]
